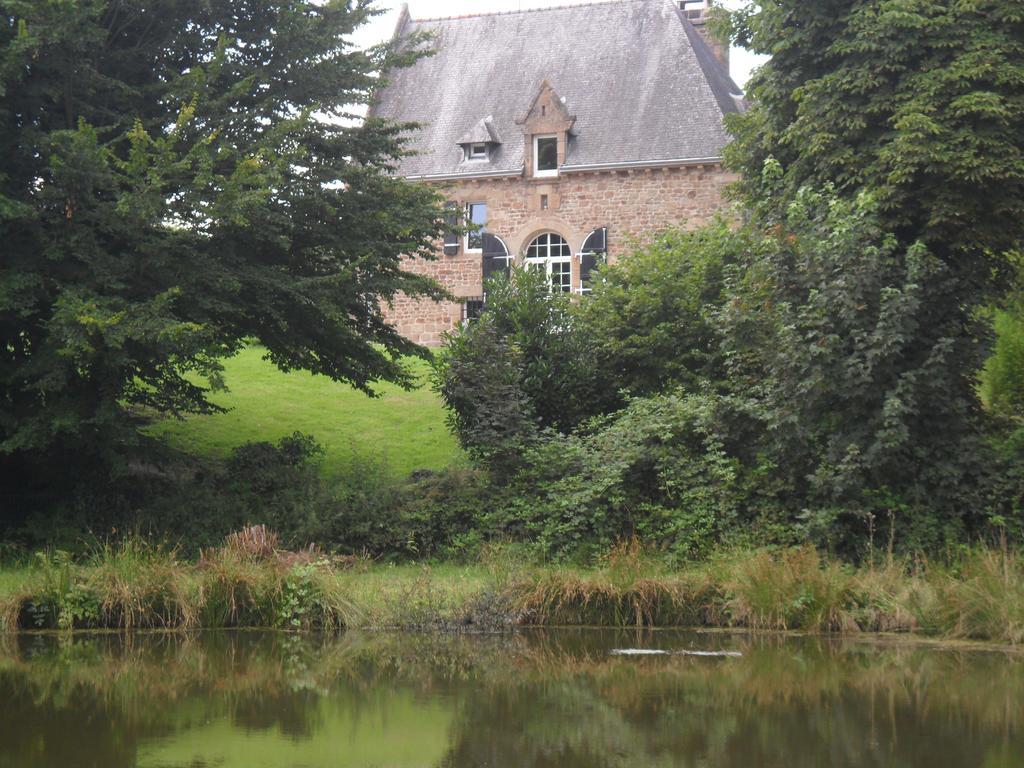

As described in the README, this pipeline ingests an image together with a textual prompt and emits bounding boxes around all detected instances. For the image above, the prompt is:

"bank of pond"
[1,533,1022,644]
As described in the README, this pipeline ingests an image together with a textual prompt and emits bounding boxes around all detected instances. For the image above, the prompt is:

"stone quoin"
[371,0,745,345]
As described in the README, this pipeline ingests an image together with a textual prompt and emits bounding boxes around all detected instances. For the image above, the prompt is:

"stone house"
[371,0,744,345]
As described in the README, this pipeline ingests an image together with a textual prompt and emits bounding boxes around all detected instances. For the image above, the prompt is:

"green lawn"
[147,347,462,478]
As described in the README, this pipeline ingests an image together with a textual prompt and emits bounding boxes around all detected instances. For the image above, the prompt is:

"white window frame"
[464,202,487,253]
[524,232,572,293]
[533,134,559,178]
[467,143,489,160]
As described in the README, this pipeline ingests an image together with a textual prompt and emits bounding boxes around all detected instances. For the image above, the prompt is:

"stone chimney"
[678,0,729,71]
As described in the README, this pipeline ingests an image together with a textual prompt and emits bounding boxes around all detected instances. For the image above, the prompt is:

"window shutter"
[443,203,459,256]
[481,233,512,283]
[579,227,608,290]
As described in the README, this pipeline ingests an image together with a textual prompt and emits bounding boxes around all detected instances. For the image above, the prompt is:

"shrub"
[434,268,608,472]
[490,392,761,561]
[325,466,490,559]
[576,219,740,398]
[981,261,1024,422]
[433,314,538,472]
[136,432,337,552]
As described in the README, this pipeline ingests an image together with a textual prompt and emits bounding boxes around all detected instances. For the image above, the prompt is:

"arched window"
[524,233,572,293]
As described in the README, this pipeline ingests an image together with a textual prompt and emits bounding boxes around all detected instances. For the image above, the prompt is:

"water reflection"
[0,629,1021,767]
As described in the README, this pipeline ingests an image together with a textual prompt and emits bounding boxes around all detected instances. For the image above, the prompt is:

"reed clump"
[0,527,357,632]
[512,539,723,627]
[928,547,1024,644]
[722,547,859,632]
[501,544,1024,643]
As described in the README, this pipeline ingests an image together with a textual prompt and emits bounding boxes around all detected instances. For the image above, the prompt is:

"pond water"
[0,629,1021,767]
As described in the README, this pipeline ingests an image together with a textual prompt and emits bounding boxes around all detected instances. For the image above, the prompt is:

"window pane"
[537,137,558,171]
[551,260,572,292]
[463,298,485,322]
[466,203,487,250]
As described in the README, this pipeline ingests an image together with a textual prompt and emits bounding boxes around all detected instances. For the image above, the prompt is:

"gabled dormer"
[517,80,575,179]
[457,117,501,163]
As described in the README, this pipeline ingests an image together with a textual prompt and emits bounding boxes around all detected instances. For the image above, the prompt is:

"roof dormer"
[457,117,501,162]
[518,80,575,179]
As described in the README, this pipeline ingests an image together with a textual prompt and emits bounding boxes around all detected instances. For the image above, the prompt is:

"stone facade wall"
[383,162,737,346]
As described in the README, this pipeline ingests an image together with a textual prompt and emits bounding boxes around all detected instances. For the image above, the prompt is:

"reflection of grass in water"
[1,632,1022,768]
[3,632,1021,727]
[133,693,454,768]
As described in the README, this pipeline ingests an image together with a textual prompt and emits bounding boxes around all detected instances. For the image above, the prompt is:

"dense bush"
[488,393,778,561]
[434,268,607,471]
[716,188,997,551]
[576,219,740,398]
[321,466,491,559]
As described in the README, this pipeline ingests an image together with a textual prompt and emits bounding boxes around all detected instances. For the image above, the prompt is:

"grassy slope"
[147,347,462,478]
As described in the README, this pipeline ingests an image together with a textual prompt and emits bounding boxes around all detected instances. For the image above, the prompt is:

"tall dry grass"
[929,548,1024,644]
[0,528,357,632]
[503,542,1024,644]
[2,533,1023,645]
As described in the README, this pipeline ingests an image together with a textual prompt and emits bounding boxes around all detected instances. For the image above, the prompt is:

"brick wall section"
[383,162,737,346]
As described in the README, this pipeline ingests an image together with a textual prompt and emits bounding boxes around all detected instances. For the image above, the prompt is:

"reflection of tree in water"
[436,648,1023,768]
[0,631,1022,768]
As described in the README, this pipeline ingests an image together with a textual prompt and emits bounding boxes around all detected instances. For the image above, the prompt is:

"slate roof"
[371,0,744,179]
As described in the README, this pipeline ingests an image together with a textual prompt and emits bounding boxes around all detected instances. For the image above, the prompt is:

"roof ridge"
[410,0,635,24]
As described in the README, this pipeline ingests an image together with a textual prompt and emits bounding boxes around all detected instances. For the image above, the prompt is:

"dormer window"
[458,117,501,165]
[519,82,574,179]
[534,135,559,177]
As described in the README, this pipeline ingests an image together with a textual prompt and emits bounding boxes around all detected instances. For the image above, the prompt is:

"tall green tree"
[718,0,1024,540]
[0,2,447,477]
[726,0,1024,269]
[724,0,1024,418]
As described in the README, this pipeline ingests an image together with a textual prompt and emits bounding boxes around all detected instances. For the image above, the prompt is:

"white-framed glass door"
[524,233,572,293]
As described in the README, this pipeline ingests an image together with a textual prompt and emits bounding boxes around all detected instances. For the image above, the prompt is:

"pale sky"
[351,0,765,90]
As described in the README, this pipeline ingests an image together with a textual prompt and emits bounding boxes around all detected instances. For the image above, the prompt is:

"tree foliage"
[726,0,1024,273]
[717,189,992,547]
[982,258,1024,424]
[723,3,1024,494]
[0,1,447,472]
[492,392,759,560]
[439,190,1014,555]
